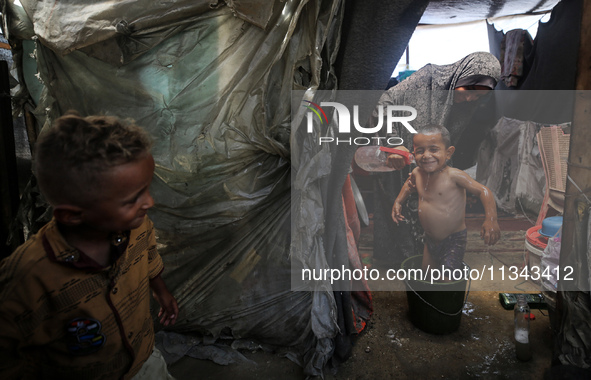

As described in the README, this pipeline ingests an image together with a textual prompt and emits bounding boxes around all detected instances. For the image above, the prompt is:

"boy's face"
[412,133,454,173]
[81,154,155,233]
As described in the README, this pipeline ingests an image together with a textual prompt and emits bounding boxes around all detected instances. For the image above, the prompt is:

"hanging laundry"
[500,29,533,87]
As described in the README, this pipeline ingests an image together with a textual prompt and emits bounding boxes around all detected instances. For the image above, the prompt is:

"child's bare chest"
[415,172,463,204]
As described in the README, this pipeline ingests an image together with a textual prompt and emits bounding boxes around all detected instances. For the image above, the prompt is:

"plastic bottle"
[354,146,414,172]
[514,295,532,361]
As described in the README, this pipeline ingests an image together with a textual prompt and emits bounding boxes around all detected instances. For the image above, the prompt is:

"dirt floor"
[168,213,557,380]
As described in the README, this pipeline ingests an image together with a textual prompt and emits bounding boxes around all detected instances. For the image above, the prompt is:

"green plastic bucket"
[400,255,469,335]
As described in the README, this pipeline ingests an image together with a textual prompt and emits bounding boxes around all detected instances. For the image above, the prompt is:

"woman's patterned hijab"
[373,51,501,143]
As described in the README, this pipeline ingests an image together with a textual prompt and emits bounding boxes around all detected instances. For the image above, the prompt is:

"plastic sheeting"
[8,0,276,63]
[3,0,345,376]
[542,235,561,292]
[555,290,591,369]
[476,116,570,217]
[555,202,591,368]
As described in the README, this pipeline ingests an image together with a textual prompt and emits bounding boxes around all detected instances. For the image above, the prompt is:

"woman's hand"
[386,146,410,170]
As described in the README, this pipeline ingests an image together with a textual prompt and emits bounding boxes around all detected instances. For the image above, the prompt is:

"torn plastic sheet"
[568,199,591,292]
[476,116,571,217]
[9,0,275,61]
[555,291,591,369]
[3,0,344,376]
[155,331,256,366]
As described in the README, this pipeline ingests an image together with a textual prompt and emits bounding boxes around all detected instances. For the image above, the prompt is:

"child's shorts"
[424,229,467,270]
[132,346,176,380]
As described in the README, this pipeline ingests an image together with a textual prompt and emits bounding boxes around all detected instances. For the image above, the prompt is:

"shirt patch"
[66,318,106,355]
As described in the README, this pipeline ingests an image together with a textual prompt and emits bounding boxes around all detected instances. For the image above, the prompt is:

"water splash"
[465,340,513,376]
[424,172,431,191]
[386,329,404,346]
[462,301,476,316]
[462,301,489,320]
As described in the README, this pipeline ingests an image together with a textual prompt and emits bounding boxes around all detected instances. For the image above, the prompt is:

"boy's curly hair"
[34,112,153,206]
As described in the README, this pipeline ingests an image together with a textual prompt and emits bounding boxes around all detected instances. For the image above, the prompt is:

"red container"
[526,225,548,250]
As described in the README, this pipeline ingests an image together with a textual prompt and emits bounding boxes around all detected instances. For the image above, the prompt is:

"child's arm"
[150,276,179,326]
[392,170,417,224]
[451,169,501,245]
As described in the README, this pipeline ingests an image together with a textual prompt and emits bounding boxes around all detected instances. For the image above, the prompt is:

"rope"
[517,197,536,226]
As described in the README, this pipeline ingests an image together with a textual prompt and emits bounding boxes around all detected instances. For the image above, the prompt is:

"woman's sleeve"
[368,89,399,142]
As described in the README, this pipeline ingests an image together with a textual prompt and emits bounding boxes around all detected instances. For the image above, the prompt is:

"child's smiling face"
[412,133,455,173]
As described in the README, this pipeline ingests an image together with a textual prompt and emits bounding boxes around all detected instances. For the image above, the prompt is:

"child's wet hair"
[34,111,153,206]
[414,124,451,148]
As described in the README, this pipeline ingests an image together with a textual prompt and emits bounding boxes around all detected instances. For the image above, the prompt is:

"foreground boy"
[0,113,178,379]
[392,124,500,273]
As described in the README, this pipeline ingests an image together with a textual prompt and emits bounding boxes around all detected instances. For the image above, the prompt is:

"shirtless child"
[392,124,500,275]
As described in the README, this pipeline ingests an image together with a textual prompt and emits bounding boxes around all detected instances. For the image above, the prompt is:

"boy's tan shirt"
[0,216,164,379]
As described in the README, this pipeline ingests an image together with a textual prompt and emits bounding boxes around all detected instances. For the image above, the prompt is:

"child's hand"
[150,276,179,326]
[480,219,501,245]
[407,172,416,191]
[392,202,405,224]
[154,290,179,326]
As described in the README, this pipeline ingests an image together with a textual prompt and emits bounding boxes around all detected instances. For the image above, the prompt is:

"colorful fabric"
[0,216,164,379]
[424,229,468,271]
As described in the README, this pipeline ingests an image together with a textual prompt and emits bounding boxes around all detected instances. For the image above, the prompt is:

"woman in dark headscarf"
[370,51,501,266]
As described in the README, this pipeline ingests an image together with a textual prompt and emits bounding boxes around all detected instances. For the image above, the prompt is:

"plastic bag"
[541,233,561,292]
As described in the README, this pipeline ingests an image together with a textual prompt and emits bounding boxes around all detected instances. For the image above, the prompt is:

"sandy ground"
[168,214,556,380]
[169,289,553,379]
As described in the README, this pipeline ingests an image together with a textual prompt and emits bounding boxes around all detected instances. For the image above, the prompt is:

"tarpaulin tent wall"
[1,0,425,375]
